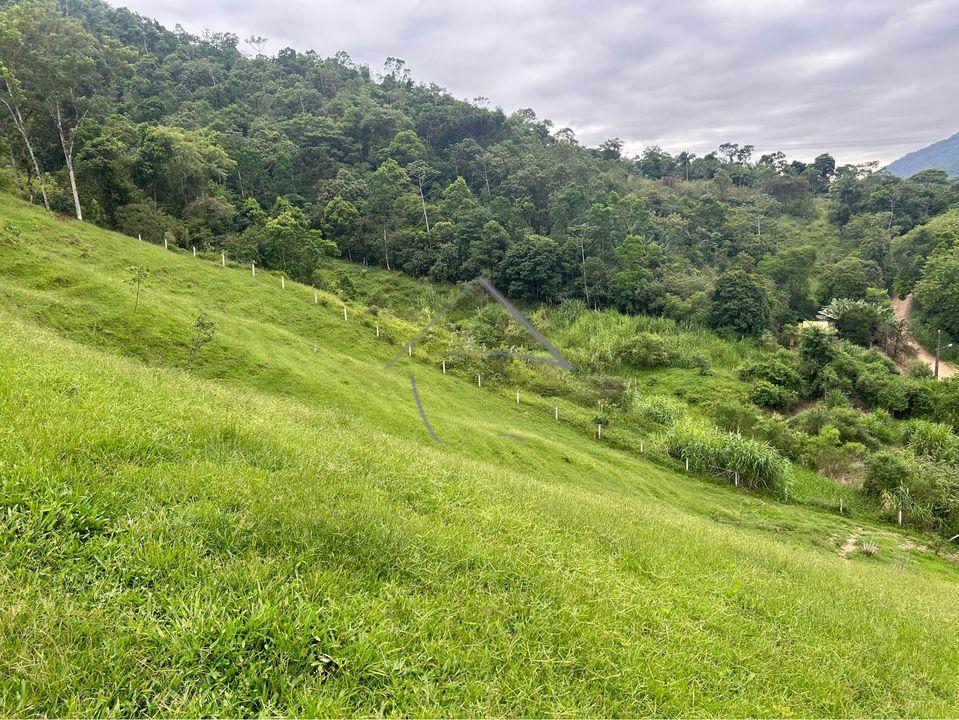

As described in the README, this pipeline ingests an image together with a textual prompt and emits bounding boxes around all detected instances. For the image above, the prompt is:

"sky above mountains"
[116,0,959,165]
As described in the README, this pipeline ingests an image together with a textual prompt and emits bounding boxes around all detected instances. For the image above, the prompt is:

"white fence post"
[343,305,348,321]
[597,424,602,439]
[516,390,519,404]
[685,458,690,472]
[138,233,142,242]
[281,276,285,290]
[192,246,196,258]
[252,262,255,276]
[164,235,168,250]
[640,441,644,453]
[220,251,225,267]
[839,498,843,514]
[442,360,446,374]
[408,345,412,357]
[477,374,482,387]
[554,405,558,420]
[376,324,380,337]
[314,289,318,304]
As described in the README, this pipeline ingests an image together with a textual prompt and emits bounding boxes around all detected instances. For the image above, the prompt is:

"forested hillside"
[1,0,958,352]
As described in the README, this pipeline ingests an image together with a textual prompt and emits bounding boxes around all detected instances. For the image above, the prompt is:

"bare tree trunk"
[55,105,82,221]
[383,227,391,270]
[1,93,49,210]
[418,183,431,232]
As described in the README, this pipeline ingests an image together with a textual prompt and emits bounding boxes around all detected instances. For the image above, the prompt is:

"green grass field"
[2,193,959,716]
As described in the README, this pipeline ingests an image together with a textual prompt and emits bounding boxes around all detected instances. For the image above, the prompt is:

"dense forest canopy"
[1,0,958,345]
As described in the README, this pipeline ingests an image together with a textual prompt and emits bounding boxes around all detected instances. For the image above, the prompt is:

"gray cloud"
[114,0,959,164]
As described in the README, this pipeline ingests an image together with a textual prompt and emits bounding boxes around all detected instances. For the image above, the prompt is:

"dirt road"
[890,294,956,379]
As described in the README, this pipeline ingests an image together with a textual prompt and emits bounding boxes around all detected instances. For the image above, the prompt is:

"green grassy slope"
[2,194,959,716]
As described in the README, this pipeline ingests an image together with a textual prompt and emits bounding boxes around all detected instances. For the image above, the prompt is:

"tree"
[816,257,882,306]
[320,196,360,260]
[187,312,216,365]
[406,160,437,232]
[0,49,48,209]
[501,233,563,300]
[709,266,772,337]
[125,265,149,311]
[367,159,417,270]
[0,2,122,220]
[914,248,959,339]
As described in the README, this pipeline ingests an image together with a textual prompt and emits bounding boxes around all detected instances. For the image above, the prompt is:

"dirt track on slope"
[890,294,956,379]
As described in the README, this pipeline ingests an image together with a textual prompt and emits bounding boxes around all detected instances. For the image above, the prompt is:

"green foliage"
[749,379,798,409]
[661,421,789,490]
[5,194,959,714]
[633,394,686,426]
[709,266,772,337]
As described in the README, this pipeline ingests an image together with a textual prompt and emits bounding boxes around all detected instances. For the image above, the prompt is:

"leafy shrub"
[709,398,758,434]
[660,421,789,490]
[634,395,686,426]
[855,368,909,413]
[861,409,899,445]
[906,359,934,379]
[739,354,803,394]
[863,450,913,496]
[749,380,798,409]
[619,333,677,368]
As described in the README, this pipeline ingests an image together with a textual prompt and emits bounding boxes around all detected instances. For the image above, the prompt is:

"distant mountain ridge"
[888,131,959,178]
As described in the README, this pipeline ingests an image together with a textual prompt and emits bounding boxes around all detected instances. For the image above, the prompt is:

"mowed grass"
[1,194,959,716]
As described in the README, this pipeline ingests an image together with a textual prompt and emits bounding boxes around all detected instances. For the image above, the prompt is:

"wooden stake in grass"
[898,506,903,526]
[343,305,348,321]
[640,441,644,453]
[251,262,255,276]
[597,424,602,439]
[477,374,482,387]
[220,251,225,267]
[138,233,141,242]
[408,345,412,357]
[164,235,168,250]
[840,498,844,514]
[685,458,690,472]
[376,324,380,338]
[734,472,739,487]
[442,360,446,374]
[281,276,285,290]
[554,405,558,420]
[516,389,519,404]
[314,289,318,304]
[192,246,196,258]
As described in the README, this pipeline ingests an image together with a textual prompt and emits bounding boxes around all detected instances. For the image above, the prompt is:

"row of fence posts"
[155,235,857,518]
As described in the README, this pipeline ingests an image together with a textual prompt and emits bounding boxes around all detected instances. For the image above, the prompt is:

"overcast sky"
[114,0,959,165]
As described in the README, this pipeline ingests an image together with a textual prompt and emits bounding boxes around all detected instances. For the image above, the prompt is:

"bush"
[863,450,913,496]
[634,394,686,426]
[661,421,789,490]
[620,333,677,368]
[739,354,803,394]
[902,420,958,463]
[749,380,798,409]
[906,359,934,379]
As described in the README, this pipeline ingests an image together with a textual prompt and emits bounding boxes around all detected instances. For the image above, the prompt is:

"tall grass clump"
[633,393,687,426]
[661,421,790,490]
